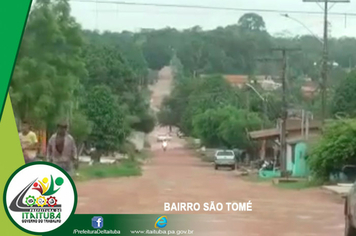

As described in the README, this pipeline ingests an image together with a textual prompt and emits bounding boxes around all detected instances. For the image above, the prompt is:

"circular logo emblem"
[3,162,77,234]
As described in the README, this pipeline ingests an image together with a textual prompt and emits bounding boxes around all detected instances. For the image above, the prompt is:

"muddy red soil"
[76,135,344,235]
[75,67,344,236]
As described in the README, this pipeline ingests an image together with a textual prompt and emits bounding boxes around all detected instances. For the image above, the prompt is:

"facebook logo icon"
[92,216,104,229]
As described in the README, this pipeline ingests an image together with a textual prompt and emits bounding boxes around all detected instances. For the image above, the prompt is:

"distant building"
[257,76,282,91]
[223,75,249,88]
[204,74,281,90]
[248,117,322,161]
[301,80,319,100]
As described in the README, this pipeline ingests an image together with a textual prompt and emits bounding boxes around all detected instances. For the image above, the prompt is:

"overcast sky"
[68,0,356,38]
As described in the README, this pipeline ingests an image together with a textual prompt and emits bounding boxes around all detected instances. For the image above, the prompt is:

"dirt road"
[149,67,172,111]
[75,67,344,236]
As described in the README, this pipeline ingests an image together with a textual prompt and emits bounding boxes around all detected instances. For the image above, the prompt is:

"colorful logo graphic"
[32,176,64,196]
[92,216,104,229]
[155,216,167,228]
[9,175,63,211]
[4,163,77,234]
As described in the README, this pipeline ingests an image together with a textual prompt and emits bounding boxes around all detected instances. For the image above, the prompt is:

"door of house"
[293,142,307,177]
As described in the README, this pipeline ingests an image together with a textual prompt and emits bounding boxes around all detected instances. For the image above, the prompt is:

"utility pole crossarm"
[302,0,350,126]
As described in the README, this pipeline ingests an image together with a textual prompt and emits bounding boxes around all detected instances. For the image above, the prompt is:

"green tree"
[157,104,176,128]
[193,106,262,148]
[330,37,356,69]
[176,29,208,76]
[84,85,129,161]
[82,34,153,134]
[238,13,266,32]
[131,111,156,134]
[10,0,86,131]
[70,110,92,155]
[170,51,184,81]
[179,75,236,134]
[332,70,356,117]
[140,28,179,70]
[308,119,356,181]
[192,108,227,147]
[218,108,262,148]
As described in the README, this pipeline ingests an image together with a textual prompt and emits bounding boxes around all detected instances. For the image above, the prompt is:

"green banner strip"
[0,96,30,236]
[45,214,196,236]
[0,0,32,122]
[0,1,34,235]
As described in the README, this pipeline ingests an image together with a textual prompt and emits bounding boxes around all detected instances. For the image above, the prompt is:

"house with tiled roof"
[204,74,281,90]
[223,75,249,88]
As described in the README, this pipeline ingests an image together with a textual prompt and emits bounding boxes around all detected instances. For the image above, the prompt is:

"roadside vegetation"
[242,175,320,190]
[76,160,142,181]
[306,72,356,183]
[75,150,151,181]
[11,0,356,182]
[308,119,356,183]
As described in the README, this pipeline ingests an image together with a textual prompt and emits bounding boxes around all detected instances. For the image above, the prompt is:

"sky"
[68,0,356,38]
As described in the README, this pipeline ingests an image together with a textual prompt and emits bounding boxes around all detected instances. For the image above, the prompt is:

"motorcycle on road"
[162,140,168,152]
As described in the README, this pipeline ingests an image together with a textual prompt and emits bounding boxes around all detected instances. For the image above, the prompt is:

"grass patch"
[76,160,142,181]
[275,180,318,190]
[242,175,272,183]
[242,173,322,190]
[74,150,153,181]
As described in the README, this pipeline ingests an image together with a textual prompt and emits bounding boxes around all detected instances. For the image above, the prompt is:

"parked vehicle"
[157,134,172,142]
[214,150,236,170]
[259,159,274,171]
[343,165,356,236]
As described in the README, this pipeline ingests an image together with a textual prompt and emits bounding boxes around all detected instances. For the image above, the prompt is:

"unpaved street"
[75,67,344,236]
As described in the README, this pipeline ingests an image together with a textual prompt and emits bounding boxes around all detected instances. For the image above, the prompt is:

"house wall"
[285,141,309,177]
[286,144,293,172]
[287,129,320,139]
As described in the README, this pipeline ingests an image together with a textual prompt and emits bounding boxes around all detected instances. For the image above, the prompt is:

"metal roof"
[249,128,281,139]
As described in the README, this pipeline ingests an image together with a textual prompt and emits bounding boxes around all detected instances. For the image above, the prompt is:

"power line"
[69,0,356,17]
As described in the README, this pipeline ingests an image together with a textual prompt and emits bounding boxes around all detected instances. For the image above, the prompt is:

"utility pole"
[302,0,350,125]
[256,58,281,127]
[321,0,328,126]
[272,48,301,174]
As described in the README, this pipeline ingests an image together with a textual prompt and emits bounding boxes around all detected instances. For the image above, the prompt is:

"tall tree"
[332,70,356,117]
[238,13,266,32]
[84,85,129,160]
[10,0,86,132]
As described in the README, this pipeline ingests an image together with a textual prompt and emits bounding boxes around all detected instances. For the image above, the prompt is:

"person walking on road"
[47,120,77,175]
[19,121,38,164]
